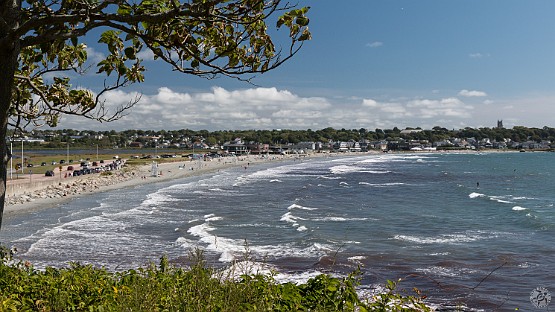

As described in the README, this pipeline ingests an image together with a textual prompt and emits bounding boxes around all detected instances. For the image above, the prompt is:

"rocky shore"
[4,153,324,216]
[6,171,136,206]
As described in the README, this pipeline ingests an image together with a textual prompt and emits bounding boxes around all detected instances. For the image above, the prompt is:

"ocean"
[2,152,554,310]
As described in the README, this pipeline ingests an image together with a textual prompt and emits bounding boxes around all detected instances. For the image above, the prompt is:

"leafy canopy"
[7,0,311,130]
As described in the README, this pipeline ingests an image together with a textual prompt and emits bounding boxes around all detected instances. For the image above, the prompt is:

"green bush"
[0,249,430,311]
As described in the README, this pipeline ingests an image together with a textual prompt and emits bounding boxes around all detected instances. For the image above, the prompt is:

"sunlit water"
[2,152,554,310]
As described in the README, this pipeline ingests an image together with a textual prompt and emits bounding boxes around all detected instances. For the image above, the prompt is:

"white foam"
[217,261,326,285]
[512,206,528,211]
[314,216,368,222]
[348,255,367,262]
[359,182,406,187]
[489,196,513,204]
[297,226,308,232]
[187,223,215,238]
[330,165,363,174]
[280,212,306,223]
[288,204,318,211]
[469,192,485,198]
[206,216,223,222]
[394,231,502,245]
[269,179,282,183]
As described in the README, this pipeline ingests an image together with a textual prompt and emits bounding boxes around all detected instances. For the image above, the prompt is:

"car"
[67,165,74,171]
[51,161,57,165]
[26,163,33,167]
[92,161,98,166]
[69,159,74,163]
[99,160,105,163]
[72,170,81,176]
[41,162,47,166]
[60,160,65,164]
[44,170,55,177]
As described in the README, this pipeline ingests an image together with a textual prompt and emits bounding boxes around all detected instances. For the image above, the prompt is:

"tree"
[0,0,311,229]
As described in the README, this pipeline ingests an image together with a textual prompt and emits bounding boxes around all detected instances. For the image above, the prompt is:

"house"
[247,142,270,154]
[223,138,249,155]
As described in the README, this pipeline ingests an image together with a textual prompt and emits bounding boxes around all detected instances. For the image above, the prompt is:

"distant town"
[8,121,555,154]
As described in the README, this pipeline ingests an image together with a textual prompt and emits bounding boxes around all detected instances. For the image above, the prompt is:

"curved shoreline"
[4,149,512,217]
[4,153,328,216]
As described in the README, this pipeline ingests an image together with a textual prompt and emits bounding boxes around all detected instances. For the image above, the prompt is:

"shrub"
[0,249,430,311]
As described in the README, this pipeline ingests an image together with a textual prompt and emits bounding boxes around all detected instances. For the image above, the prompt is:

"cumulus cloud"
[54,86,534,131]
[458,89,487,97]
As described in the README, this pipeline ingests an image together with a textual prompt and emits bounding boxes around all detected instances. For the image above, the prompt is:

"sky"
[57,0,555,131]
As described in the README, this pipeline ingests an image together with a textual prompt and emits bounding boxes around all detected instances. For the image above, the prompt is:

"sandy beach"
[4,153,329,216]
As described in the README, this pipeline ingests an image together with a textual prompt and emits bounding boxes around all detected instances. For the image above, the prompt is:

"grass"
[9,150,197,175]
[0,247,431,311]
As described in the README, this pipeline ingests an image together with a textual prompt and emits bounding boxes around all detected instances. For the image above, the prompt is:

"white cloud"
[366,41,383,48]
[458,89,487,97]
[136,49,155,61]
[361,99,378,107]
[53,86,555,131]
[85,46,106,64]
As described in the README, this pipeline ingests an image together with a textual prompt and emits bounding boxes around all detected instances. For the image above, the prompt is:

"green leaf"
[295,16,309,26]
[124,47,136,59]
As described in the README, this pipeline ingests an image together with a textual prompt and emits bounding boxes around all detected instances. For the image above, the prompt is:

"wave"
[218,260,326,285]
[280,212,306,224]
[313,216,369,222]
[317,175,342,180]
[359,182,406,187]
[393,231,508,245]
[512,206,528,211]
[468,192,485,199]
[288,204,318,211]
[330,165,391,175]
[415,266,478,278]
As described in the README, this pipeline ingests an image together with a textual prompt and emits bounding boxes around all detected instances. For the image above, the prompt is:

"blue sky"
[60,0,555,131]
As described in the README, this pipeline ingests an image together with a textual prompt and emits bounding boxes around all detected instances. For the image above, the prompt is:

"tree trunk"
[0,0,20,231]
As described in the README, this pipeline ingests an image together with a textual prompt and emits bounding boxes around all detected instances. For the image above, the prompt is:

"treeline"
[12,126,555,149]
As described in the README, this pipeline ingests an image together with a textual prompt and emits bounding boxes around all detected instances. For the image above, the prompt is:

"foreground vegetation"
[0,247,430,311]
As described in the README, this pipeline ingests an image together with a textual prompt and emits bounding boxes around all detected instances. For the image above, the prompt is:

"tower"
[497,120,504,129]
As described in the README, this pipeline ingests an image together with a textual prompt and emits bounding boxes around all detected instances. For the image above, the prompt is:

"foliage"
[0,251,430,311]
[3,0,311,131]
[0,0,311,230]
[14,125,555,149]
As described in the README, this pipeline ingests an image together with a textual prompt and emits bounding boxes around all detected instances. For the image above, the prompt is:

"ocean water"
[2,152,554,310]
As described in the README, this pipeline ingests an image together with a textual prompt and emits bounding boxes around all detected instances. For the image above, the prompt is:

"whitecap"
[288,204,318,211]
[206,216,223,222]
[348,255,367,262]
[469,192,485,198]
[512,206,528,211]
[297,226,308,232]
[313,216,368,222]
[280,212,305,223]
[359,182,406,187]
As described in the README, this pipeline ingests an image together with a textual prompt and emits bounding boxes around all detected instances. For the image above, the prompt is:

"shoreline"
[3,148,521,217]
[4,153,332,216]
